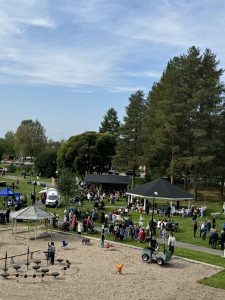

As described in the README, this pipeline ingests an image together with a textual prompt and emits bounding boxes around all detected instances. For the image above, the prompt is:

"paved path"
[155,237,223,256]
[173,240,223,256]
[3,174,52,187]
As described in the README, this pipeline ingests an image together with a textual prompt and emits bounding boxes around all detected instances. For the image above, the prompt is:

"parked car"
[21,170,31,176]
[108,170,119,175]
[125,170,141,177]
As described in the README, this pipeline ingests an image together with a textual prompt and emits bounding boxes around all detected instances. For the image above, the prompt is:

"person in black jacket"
[48,242,56,265]
[100,212,105,224]
[5,207,10,223]
[211,230,219,249]
[193,221,198,238]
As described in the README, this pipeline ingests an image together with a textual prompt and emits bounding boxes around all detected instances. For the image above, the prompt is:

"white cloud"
[104,9,192,48]
[0,0,55,38]
[108,86,147,94]
[126,71,161,79]
[0,42,122,88]
[1,0,225,93]
[63,0,122,24]
[72,88,94,94]
[19,17,55,29]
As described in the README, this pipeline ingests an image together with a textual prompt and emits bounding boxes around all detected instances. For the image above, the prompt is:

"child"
[100,232,105,248]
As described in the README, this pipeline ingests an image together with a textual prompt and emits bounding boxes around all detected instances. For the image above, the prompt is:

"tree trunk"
[184,179,188,191]
[194,184,198,201]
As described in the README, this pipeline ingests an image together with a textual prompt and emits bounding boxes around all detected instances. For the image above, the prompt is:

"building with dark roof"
[84,174,131,191]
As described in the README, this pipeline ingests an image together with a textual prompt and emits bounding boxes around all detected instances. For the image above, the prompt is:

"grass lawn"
[175,248,225,290]
[175,247,225,267]
[199,269,225,290]
[1,175,225,289]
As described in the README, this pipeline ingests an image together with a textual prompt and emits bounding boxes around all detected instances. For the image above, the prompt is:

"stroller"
[62,221,70,231]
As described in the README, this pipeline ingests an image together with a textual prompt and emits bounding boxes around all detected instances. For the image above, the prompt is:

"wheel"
[142,254,149,262]
[157,258,163,265]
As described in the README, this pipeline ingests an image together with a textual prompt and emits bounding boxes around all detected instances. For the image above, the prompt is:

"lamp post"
[31,172,36,205]
[55,171,58,187]
[150,191,158,241]
[33,173,36,194]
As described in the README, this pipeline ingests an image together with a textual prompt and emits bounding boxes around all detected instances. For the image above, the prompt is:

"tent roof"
[126,178,193,200]
[0,187,20,197]
[84,174,130,185]
[10,205,54,220]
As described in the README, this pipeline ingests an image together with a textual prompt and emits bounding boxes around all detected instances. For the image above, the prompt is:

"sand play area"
[0,228,224,300]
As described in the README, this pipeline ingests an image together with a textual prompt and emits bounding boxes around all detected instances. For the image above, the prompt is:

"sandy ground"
[0,228,224,300]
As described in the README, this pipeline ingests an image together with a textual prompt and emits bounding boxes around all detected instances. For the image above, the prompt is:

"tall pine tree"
[99,108,120,137]
[113,90,146,187]
[143,46,224,198]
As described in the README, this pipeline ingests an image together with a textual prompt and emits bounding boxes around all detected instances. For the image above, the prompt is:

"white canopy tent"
[10,206,54,240]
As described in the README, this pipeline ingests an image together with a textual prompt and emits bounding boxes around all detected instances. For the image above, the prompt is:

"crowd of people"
[196,216,225,249]
[51,197,177,253]
[5,180,225,254]
[53,190,225,253]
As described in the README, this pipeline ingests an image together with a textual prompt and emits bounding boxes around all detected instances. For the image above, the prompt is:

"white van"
[45,188,61,208]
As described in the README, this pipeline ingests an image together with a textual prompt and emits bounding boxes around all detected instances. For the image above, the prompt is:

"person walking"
[200,222,207,240]
[5,207,10,223]
[100,212,105,224]
[48,242,56,265]
[31,191,36,205]
[212,216,216,229]
[168,232,176,254]
[193,221,198,238]
[211,229,219,249]
[100,232,105,247]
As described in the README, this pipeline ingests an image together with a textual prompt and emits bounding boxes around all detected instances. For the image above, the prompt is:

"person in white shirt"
[223,202,225,214]
[168,232,176,254]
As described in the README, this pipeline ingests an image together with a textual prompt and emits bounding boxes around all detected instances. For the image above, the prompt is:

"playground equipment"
[115,263,123,274]
[0,246,71,281]
[51,272,59,279]
[56,258,64,264]
[61,240,68,249]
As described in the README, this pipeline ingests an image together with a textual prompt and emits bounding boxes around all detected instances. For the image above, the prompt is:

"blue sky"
[1,0,225,141]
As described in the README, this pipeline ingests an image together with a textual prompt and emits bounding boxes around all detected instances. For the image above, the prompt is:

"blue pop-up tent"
[0,187,21,205]
[0,187,20,197]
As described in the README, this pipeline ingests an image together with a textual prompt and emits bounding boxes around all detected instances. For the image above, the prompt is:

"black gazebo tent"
[126,178,193,209]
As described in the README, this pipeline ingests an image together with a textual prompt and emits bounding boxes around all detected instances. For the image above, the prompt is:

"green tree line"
[1,46,225,199]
